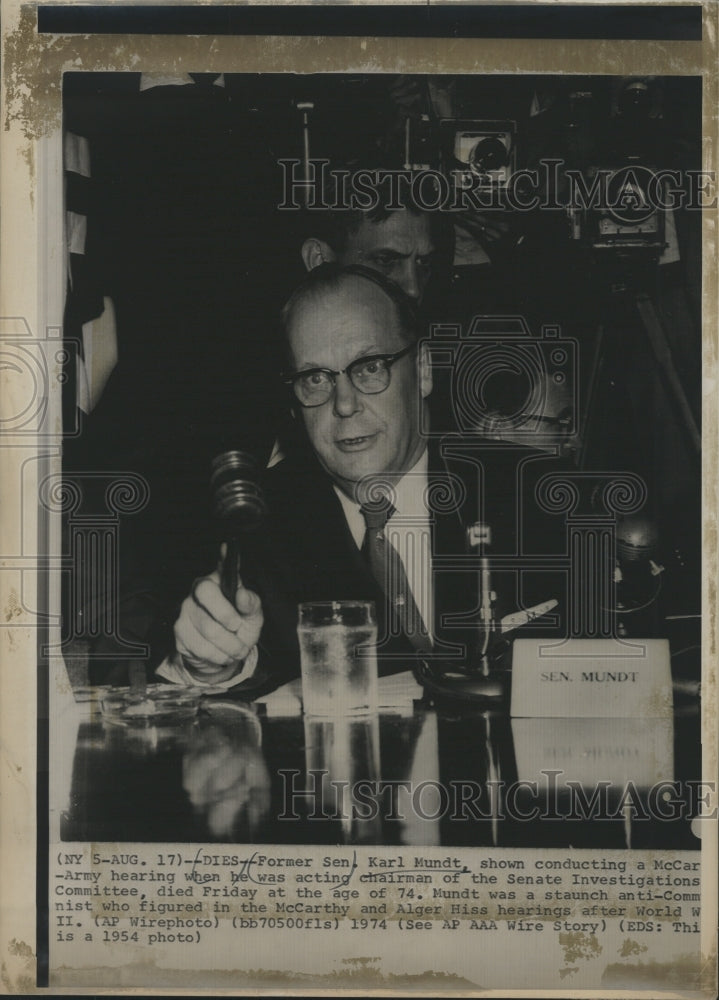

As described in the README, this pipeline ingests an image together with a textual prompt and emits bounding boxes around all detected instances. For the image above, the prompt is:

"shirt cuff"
[156,645,259,688]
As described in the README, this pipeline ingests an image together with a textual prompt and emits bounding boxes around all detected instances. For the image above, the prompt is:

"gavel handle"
[220,537,241,604]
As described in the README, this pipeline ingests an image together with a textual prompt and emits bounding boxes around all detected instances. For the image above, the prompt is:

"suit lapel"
[279,460,398,639]
[276,446,477,668]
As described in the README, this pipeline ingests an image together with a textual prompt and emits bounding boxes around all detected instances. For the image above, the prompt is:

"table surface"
[60,686,701,849]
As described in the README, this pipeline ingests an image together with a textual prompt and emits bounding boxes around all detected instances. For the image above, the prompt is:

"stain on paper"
[51,961,479,991]
[559,931,602,964]
[619,938,648,958]
[2,939,35,995]
[4,589,23,622]
[559,966,579,979]
[602,951,708,991]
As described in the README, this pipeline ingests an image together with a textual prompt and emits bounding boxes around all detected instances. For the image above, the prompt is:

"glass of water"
[297,601,378,716]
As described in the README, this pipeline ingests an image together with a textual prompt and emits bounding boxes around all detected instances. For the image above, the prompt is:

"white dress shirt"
[159,448,433,686]
[334,448,433,640]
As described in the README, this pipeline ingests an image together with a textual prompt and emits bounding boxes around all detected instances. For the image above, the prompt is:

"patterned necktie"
[360,501,433,654]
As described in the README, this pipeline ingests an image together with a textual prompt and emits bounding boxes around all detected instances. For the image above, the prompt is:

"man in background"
[299,200,440,304]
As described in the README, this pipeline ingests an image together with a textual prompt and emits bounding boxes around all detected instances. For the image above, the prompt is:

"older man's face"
[287,278,432,495]
[338,210,436,303]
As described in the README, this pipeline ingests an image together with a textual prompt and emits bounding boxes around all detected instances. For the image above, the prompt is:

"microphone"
[616,514,659,564]
[614,514,664,624]
[210,450,267,602]
[467,522,497,672]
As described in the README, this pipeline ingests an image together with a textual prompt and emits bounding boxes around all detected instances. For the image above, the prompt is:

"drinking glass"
[297,600,378,716]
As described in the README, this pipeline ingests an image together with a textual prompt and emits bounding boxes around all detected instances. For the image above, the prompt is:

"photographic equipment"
[439,119,517,191]
[563,78,667,257]
[567,162,667,256]
[403,115,517,193]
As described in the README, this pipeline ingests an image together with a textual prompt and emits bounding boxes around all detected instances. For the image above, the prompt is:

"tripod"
[579,267,700,473]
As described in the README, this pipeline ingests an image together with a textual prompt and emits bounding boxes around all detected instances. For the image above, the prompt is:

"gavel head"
[210,450,267,534]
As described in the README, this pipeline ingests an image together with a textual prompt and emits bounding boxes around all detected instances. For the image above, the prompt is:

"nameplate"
[511,717,674,787]
[510,638,673,718]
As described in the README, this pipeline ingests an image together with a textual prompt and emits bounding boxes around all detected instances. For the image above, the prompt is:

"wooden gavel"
[210,450,267,602]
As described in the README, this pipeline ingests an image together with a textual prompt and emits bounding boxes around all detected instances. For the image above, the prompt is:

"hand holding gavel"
[173,450,267,685]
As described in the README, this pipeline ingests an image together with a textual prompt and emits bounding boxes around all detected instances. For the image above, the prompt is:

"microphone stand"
[468,522,497,676]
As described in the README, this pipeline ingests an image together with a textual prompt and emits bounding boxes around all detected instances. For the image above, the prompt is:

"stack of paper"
[256,671,424,717]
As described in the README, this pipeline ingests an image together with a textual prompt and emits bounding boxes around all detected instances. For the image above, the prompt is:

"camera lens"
[606,166,655,225]
[469,137,508,174]
[617,80,651,119]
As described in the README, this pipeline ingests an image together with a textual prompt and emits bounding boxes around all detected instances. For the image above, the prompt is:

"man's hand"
[182,709,270,838]
[174,568,263,685]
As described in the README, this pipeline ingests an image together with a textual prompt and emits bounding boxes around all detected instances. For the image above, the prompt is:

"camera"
[420,315,578,447]
[402,116,517,198]
[561,79,668,257]
[439,119,517,191]
[567,162,667,256]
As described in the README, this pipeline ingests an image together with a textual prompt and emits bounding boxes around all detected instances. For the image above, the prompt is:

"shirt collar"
[392,448,430,518]
[333,448,429,548]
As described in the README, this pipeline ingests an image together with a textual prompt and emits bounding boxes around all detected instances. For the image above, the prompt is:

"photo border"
[1,1,716,994]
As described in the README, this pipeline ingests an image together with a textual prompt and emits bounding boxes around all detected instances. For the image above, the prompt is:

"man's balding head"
[282,264,420,348]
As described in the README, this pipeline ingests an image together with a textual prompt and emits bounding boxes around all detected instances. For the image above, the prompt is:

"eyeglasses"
[283,343,416,408]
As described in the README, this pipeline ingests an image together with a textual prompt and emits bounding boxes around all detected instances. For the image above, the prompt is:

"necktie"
[360,501,433,654]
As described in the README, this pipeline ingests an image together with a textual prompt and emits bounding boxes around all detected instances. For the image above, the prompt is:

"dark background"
[60,72,703,659]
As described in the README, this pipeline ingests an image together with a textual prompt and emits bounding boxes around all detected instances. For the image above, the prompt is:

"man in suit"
[82,194,450,686]
[162,264,566,695]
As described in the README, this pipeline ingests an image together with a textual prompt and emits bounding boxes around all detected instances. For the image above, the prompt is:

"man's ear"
[301,238,337,272]
[418,341,433,399]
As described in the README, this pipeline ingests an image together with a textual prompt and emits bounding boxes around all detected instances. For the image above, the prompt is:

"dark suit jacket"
[230,442,477,696]
[90,438,568,695]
